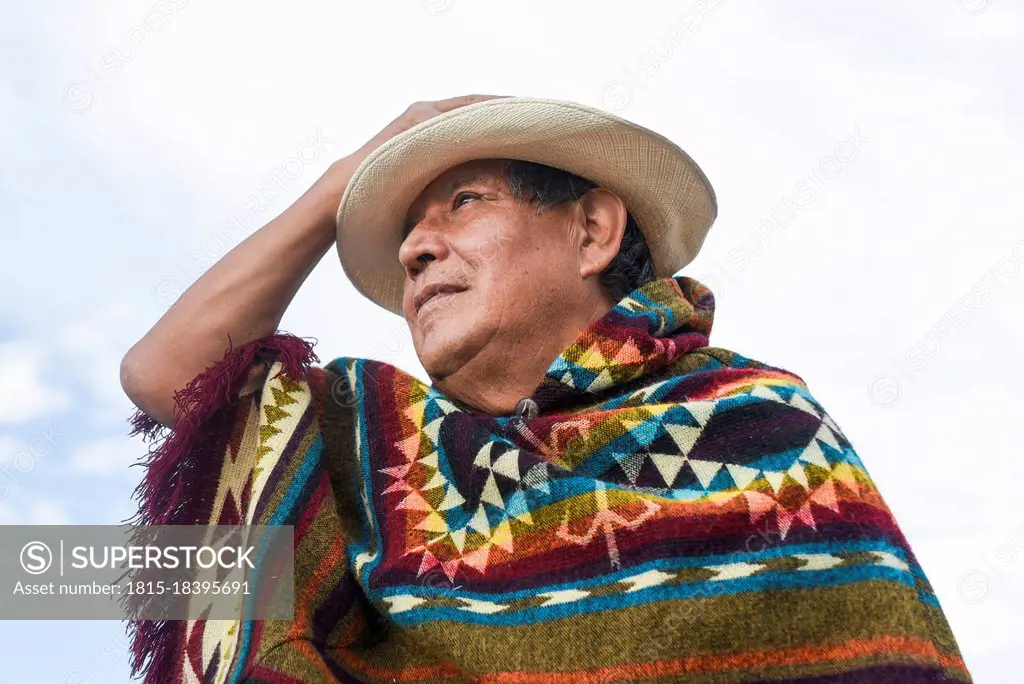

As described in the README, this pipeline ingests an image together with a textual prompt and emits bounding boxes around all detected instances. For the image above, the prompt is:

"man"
[121,96,970,683]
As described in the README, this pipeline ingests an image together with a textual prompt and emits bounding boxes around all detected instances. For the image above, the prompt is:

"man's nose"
[398,222,450,276]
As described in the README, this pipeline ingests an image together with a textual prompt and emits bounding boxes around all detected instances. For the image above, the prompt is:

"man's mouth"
[414,283,467,313]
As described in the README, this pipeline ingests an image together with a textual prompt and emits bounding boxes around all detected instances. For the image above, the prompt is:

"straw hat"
[335,97,717,316]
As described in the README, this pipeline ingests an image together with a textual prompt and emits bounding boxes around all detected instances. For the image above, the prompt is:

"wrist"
[311,158,356,209]
[328,158,358,204]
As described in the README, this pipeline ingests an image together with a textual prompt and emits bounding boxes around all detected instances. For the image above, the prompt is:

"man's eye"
[452,192,478,209]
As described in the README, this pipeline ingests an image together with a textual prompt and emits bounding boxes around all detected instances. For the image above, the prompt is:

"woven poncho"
[127,275,970,683]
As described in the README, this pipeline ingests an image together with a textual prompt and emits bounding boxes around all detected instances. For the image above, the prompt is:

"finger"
[433,94,512,112]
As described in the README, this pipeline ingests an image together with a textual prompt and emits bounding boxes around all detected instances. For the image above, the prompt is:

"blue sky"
[2,0,1023,681]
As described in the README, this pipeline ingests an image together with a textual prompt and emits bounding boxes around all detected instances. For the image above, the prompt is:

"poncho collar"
[453,275,716,418]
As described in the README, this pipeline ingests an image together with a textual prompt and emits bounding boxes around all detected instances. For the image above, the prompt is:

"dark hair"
[503,159,657,303]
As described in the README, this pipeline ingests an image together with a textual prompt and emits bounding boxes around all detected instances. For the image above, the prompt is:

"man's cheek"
[455,256,480,282]
[474,229,508,264]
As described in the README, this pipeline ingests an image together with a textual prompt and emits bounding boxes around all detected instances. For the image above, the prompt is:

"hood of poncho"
[528,276,715,412]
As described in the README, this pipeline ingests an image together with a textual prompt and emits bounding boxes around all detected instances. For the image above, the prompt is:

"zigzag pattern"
[166,276,969,683]
[188,368,310,684]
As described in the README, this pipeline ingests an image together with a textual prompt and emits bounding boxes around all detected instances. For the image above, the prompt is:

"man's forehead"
[426,160,504,196]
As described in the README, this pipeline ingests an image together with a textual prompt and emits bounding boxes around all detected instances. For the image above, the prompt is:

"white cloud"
[52,302,149,426]
[0,342,72,424]
[915,532,1024,662]
[0,436,19,464]
[0,497,72,525]
[934,1,1024,42]
[67,436,147,477]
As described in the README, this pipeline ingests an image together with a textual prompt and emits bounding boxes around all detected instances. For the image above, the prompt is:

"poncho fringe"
[125,332,319,681]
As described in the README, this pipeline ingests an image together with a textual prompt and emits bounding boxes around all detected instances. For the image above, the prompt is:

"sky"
[1,0,1023,681]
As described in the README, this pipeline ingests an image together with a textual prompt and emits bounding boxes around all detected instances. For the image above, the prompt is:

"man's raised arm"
[119,157,353,427]
[119,95,506,427]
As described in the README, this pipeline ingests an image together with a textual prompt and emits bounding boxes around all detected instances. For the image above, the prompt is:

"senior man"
[121,95,969,683]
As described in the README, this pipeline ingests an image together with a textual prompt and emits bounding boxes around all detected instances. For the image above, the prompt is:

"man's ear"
[577,188,628,279]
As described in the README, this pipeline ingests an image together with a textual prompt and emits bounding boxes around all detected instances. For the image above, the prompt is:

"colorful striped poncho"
[127,275,970,683]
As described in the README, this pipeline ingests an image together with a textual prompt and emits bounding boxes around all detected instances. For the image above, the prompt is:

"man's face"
[399,159,590,382]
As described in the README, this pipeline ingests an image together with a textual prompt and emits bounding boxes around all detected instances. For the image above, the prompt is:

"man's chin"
[416,329,478,381]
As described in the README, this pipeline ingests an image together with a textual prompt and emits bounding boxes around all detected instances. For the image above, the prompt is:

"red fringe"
[123,331,320,683]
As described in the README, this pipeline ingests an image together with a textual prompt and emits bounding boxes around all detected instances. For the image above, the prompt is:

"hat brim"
[335,97,717,316]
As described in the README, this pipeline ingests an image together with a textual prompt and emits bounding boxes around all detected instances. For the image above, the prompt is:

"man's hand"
[353,95,510,164]
[312,95,511,203]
